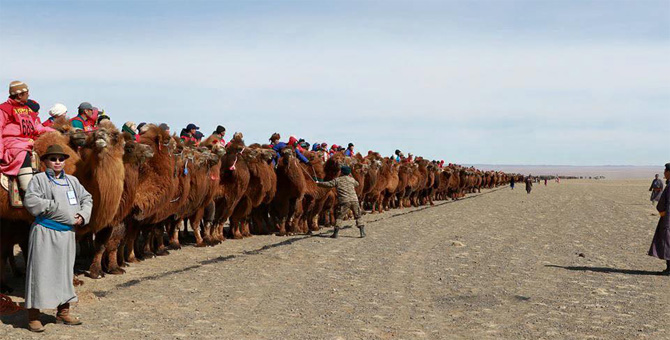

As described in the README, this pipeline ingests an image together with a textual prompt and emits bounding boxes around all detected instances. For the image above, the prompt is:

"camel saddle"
[1,151,41,208]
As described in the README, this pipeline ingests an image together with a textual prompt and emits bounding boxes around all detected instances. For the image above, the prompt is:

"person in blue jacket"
[344,143,355,157]
[268,133,309,165]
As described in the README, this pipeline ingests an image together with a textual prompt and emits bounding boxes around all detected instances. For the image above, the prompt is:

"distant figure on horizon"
[510,176,515,190]
[649,174,664,205]
[544,178,548,186]
[525,175,533,194]
[648,163,670,275]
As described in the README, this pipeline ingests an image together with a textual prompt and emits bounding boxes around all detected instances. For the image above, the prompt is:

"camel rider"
[271,135,310,165]
[122,121,140,142]
[213,125,226,146]
[269,132,281,146]
[158,123,170,133]
[344,143,355,157]
[0,81,56,195]
[43,103,67,127]
[96,110,110,125]
[70,102,99,132]
[180,123,199,145]
[317,165,365,238]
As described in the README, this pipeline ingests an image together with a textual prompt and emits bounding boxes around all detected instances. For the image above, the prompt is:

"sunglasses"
[49,157,66,163]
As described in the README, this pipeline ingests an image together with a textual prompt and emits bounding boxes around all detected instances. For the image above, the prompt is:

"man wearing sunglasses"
[23,144,93,332]
[0,81,55,201]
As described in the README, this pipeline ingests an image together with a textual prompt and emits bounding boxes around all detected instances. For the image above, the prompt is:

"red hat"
[288,136,298,146]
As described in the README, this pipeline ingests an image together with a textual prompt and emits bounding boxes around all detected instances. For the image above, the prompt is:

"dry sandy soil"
[1,179,668,339]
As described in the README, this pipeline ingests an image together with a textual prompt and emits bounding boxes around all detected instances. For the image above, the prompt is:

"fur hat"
[340,166,352,175]
[49,103,67,117]
[270,132,281,142]
[26,99,40,113]
[9,81,28,95]
[215,125,226,134]
[158,123,170,131]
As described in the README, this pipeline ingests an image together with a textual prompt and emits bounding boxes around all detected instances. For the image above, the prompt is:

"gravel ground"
[1,179,668,339]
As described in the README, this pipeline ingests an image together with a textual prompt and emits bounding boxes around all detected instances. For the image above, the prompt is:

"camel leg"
[105,223,126,275]
[191,209,208,247]
[168,219,183,250]
[154,224,169,256]
[124,221,141,264]
[141,227,156,259]
[88,228,112,279]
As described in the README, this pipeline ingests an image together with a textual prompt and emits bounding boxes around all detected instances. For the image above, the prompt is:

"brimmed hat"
[40,145,70,160]
[186,123,199,130]
[9,81,28,95]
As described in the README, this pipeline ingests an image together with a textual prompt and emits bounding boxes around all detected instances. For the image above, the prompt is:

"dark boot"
[662,261,670,275]
[330,227,340,239]
[56,303,82,325]
[358,225,366,238]
[27,308,45,332]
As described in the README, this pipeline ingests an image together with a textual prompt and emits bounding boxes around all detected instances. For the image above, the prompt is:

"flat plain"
[2,179,668,339]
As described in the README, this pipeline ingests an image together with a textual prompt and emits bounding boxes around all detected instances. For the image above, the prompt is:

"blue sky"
[1,0,668,165]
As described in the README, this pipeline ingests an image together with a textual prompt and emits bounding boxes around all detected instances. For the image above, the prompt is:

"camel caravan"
[0,81,521,293]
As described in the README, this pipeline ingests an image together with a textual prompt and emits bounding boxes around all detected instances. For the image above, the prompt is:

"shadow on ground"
[546,264,665,276]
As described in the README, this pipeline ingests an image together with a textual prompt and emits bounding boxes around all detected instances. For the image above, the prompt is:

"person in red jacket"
[70,102,98,132]
[43,103,68,127]
[0,81,55,193]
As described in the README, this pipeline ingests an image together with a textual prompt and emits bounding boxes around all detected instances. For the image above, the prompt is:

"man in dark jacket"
[648,163,670,275]
[649,174,664,205]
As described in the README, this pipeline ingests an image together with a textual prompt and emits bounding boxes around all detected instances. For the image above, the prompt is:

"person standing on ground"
[23,145,93,332]
[544,178,548,186]
[525,175,533,194]
[649,174,664,205]
[317,166,365,238]
[648,163,670,275]
[510,176,515,190]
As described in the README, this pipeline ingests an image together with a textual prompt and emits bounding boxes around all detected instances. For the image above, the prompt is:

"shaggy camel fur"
[123,125,176,263]
[241,145,277,235]
[212,134,250,240]
[271,147,307,236]
[103,137,153,276]
[73,122,126,279]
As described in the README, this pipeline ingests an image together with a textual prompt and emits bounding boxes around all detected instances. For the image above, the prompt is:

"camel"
[242,145,277,235]
[71,122,126,279]
[271,147,307,236]
[122,125,176,264]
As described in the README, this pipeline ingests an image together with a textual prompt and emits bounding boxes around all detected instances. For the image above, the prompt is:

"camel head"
[139,124,172,155]
[88,122,124,154]
[124,140,154,165]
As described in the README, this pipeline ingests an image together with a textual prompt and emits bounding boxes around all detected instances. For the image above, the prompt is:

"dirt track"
[2,179,669,339]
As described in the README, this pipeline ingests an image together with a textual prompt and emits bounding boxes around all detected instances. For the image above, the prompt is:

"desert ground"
[1,179,668,339]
